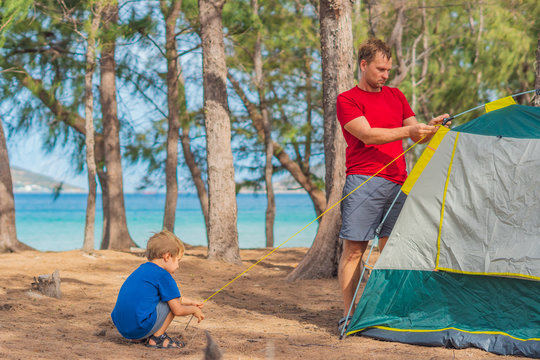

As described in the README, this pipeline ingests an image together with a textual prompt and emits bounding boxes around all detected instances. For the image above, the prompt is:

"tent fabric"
[360,328,540,358]
[454,104,540,138]
[347,269,540,357]
[401,126,450,195]
[347,104,540,357]
[348,269,540,341]
[375,131,458,271]
[438,133,540,278]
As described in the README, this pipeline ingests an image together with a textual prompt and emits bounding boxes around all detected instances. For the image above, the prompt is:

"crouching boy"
[111,230,204,348]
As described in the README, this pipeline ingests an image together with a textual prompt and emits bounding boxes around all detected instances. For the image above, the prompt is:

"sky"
[6,128,291,194]
[7,129,149,193]
[1,25,302,194]
[4,49,206,194]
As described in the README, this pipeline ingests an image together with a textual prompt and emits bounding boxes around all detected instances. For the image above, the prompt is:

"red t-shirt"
[336,86,415,185]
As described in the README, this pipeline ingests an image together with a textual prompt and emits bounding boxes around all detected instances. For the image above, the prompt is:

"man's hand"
[428,113,451,127]
[408,123,437,143]
[407,113,450,143]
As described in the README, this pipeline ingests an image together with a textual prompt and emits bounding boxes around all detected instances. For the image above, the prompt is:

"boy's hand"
[182,297,204,308]
[193,308,205,323]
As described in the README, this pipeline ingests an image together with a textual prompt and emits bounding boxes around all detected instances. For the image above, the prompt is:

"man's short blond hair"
[145,230,185,260]
[357,38,391,66]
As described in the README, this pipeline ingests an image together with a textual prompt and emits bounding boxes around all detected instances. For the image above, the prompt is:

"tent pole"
[443,88,540,126]
[339,236,376,340]
[339,189,403,339]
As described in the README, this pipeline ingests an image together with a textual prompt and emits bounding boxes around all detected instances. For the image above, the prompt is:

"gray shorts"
[135,301,171,340]
[339,174,406,241]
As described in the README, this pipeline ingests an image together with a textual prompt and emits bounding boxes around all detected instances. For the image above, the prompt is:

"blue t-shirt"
[111,262,181,339]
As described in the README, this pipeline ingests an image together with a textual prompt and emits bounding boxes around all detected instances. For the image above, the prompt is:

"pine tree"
[199,0,241,262]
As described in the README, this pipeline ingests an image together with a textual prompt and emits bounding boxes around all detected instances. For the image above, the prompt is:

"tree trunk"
[175,43,210,237]
[287,0,353,281]
[535,32,540,107]
[99,2,135,250]
[82,2,102,253]
[2,61,114,249]
[199,0,241,263]
[227,74,327,216]
[251,0,275,247]
[180,127,210,236]
[366,0,382,37]
[31,269,61,299]
[387,2,408,87]
[160,0,183,232]
[0,118,32,252]
[263,111,275,248]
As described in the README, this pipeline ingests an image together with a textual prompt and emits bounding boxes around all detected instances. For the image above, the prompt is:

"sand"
[0,246,511,359]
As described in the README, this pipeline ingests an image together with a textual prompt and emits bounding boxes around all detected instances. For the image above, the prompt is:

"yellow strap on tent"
[435,133,459,269]
[346,325,540,342]
[485,96,516,112]
[401,126,450,195]
[434,266,540,282]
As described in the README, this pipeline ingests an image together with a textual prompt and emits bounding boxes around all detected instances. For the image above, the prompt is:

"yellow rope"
[203,135,427,303]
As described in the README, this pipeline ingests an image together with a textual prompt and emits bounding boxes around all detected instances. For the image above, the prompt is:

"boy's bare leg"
[338,239,368,317]
[147,312,178,347]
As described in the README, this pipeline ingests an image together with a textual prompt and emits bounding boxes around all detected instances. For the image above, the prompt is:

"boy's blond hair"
[145,230,185,260]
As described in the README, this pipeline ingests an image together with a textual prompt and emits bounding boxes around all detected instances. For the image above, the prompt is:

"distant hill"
[11,166,85,193]
[239,164,325,194]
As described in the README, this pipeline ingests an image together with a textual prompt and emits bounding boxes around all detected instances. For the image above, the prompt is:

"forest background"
[0,0,539,280]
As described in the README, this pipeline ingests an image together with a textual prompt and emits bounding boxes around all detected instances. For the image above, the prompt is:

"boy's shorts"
[135,301,171,340]
[339,174,406,241]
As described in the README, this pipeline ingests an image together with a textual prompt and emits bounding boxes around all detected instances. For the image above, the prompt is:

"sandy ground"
[0,246,514,360]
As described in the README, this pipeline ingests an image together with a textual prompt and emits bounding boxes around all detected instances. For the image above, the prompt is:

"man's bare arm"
[343,115,436,145]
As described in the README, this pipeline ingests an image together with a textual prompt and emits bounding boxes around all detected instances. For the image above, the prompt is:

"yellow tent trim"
[346,325,540,342]
[436,266,540,282]
[401,127,450,195]
[485,96,516,112]
[435,133,459,269]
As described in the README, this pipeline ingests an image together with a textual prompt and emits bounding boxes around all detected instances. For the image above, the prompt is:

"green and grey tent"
[346,102,540,358]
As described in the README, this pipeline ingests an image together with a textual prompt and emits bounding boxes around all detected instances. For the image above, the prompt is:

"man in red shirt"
[336,38,449,331]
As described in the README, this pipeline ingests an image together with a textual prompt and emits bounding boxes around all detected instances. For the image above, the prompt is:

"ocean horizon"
[14,193,318,251]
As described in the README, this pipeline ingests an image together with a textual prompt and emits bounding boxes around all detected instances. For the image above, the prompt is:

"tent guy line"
[182,132,428,331]
[185,90,539,332]
[200,136,424,305]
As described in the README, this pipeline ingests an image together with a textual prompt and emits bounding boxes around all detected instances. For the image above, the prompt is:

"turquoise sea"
[14,193,318,251]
